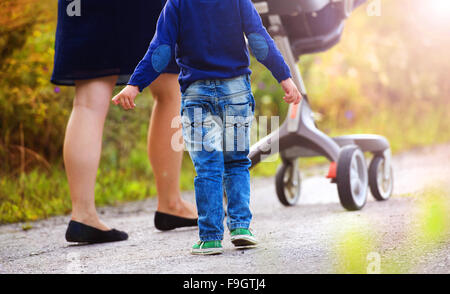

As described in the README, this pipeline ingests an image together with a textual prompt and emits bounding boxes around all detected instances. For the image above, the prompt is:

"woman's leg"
[148,73,197,219]
[64,75,118,231]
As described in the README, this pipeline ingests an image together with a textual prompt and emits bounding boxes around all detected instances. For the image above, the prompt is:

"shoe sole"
[191,248,224,255]
[231,235,258,247]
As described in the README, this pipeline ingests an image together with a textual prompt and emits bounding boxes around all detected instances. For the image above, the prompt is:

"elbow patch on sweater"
[248,33,269,61]
[151,45,171,73]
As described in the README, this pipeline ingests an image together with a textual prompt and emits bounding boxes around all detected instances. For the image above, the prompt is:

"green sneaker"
[230,228,258,247]
[191,240,224,255]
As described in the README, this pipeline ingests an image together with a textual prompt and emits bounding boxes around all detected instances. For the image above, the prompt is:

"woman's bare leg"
[148,74,197,219]
[64,76,118,231]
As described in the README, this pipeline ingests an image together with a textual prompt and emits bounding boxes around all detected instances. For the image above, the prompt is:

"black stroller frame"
[249,0,394,210]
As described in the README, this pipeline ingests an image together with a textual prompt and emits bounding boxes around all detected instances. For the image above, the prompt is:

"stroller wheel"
[275,161,301,206]
[337,145,369,211]
[369,156,394,201]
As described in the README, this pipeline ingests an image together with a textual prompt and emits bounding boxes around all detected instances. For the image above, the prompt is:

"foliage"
[0,0,69,174]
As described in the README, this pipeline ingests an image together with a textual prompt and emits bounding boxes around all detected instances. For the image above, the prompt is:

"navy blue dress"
[51,0,178,86]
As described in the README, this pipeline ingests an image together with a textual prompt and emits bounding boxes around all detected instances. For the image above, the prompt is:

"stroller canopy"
[255,0,367,56]
[257,0,366,14]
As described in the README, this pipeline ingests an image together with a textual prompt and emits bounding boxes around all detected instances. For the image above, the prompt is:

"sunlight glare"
[429,0,450,20]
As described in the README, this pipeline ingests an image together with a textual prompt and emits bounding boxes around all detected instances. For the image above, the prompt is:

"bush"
[0,0,71,174]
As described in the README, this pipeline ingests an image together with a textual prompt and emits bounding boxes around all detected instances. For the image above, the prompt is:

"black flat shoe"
[65,220,128,244]
[154,211,198,231]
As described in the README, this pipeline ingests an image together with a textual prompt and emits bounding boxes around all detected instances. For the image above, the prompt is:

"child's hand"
[112,85,140,110]
[280,78,302,105]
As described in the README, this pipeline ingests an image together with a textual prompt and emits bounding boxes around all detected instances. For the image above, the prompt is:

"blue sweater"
[128,0,291,93]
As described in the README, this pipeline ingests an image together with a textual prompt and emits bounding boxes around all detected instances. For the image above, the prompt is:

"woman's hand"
[280,78,302,105]
[112,85,140,110]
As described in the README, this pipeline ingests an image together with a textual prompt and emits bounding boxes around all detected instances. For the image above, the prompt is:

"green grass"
[0,154,275,224]
[0,168,71,223]
[0,151,202,224]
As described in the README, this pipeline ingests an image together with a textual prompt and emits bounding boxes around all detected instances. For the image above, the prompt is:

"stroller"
[249,0,394,211]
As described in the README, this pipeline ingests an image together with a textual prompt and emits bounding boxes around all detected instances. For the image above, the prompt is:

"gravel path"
[1,144,449,274]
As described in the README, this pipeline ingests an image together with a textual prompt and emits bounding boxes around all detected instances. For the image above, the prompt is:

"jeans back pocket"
[182,105,223,152]
[224,94,254,152]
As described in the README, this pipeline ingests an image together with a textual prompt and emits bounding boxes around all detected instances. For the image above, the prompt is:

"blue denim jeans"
[181,74,254,241]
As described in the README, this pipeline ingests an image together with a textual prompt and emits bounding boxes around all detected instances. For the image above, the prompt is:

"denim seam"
[182,95,215,100]
[228,222,250,230]
[200,234,224,242]
[218,90,252,100]
[183,90,251,101]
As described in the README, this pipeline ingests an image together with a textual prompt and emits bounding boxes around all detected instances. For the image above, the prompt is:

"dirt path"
[1,144,449,274]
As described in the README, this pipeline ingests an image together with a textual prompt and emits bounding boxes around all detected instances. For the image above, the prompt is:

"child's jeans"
[181,74,254,242]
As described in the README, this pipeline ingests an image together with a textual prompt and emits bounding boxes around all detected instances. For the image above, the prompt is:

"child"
[112,0,302,255]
